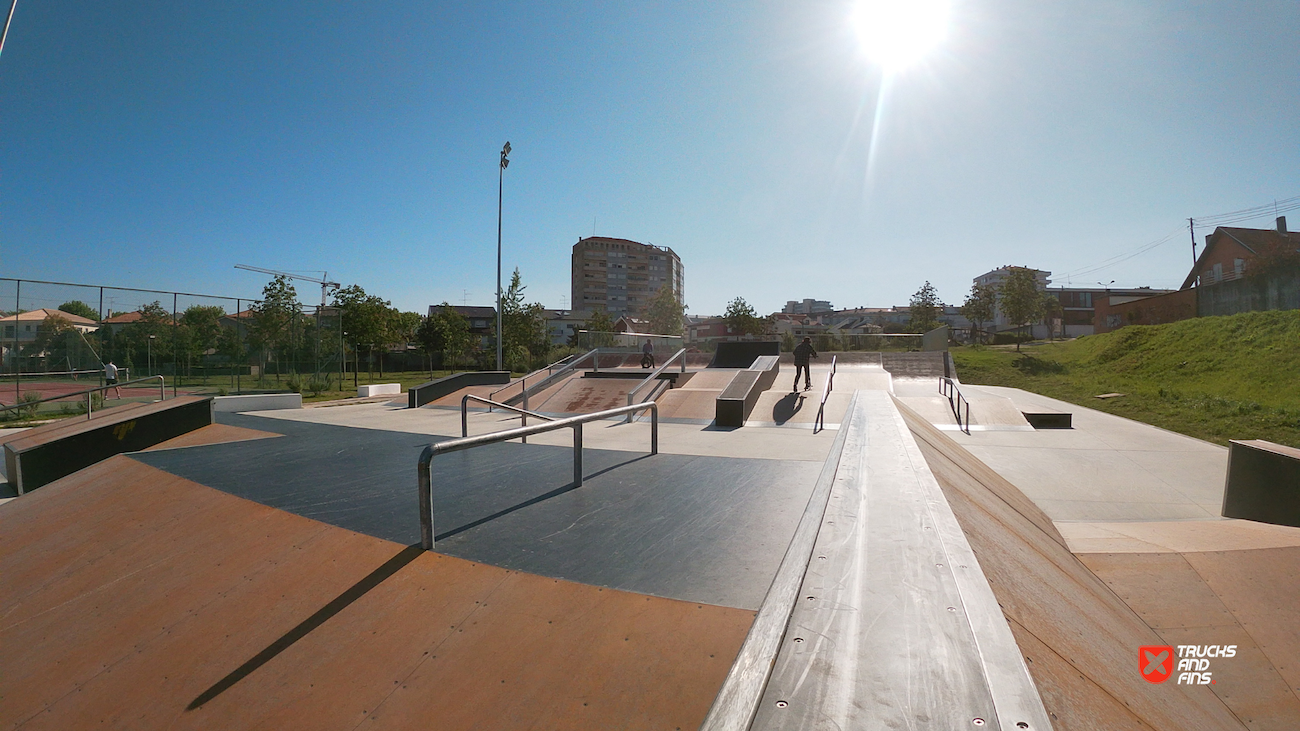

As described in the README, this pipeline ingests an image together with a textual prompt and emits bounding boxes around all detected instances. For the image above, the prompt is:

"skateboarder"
[792,337,817,391]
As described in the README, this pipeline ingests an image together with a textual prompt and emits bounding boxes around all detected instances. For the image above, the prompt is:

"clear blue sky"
[1,1,1297,316]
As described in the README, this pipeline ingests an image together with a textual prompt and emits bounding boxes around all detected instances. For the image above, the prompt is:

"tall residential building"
[570,236,684,317]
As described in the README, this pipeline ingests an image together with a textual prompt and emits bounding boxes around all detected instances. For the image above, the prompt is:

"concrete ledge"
[715,356,780,428]
[1223,439,1300,528]
[408,371,510,408]
[213,393,303,412]
[357,383,401,398]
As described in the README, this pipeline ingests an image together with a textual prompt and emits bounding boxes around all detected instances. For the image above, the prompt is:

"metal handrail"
[0,375,166,421]
[461,393,556,443]
[625,347,687,422]
[813,355,838,432]
[939,376,971,434]
[418,400,659,549]
[486,351,584,408]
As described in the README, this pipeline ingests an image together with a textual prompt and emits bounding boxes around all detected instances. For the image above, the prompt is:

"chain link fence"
[0,278,344,415]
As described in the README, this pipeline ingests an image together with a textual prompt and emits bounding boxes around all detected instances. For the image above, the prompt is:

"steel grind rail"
[418,401,658,550]
[625,347,686,422]
[812,355,837,433]
[460,394,556,443]
[940,376,971,435]
[486,350,591,411]
[0,375,166,420]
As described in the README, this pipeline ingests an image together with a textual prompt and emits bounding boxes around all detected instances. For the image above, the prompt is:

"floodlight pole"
[0,0,19,63]
[496,141,510,372]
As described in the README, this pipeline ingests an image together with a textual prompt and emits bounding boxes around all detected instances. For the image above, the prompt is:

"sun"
[850,0,951,73]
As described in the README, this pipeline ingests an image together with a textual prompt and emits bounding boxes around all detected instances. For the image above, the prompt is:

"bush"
[305,376,332,397]
[217,386,229,396]
[285,375,303,394]
[992,331,1034,345]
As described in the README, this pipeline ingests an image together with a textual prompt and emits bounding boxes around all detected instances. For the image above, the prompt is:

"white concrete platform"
[944,385,1228,522]
[212,393,303,412]
[357,383,401,397]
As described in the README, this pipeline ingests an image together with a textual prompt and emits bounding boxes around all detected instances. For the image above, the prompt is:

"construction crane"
[235,265,344,384]
[234,265,341,307]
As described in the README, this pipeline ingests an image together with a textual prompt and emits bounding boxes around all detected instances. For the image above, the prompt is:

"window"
[1212,263,1223,282]
[1234,258,1244,276]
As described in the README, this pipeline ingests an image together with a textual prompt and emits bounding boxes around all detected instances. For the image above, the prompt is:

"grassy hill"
[950,310,1300,448]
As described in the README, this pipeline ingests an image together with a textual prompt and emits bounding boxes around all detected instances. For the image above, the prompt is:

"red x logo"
[1140,645,1174,683]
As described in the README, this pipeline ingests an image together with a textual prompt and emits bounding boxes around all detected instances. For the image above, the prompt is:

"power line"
[1060,193,1299,280]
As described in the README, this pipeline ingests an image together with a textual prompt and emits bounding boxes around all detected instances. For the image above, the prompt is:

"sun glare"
[850,0,951,73]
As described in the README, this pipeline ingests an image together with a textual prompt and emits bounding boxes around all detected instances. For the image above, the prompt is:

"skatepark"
[2,345,1298,730]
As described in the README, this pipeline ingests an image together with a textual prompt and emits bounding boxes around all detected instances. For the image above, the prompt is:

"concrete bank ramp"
[897,400,1251,730]
[0,456,753,730]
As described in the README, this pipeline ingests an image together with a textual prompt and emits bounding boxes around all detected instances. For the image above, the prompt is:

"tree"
[961,282,997,344]
[58,300,99,321]
[179,305,226,379]
[998,267,1044,351]
[419,304,474,371]
[908,282,942,333]
[642,284,686,336]
[580,308,616,348]
[500,268,549,371]
[23,314,78,365]
[332,284,392,378]
[249,276,303,378]
[723,296,765,338]
[1040,293,1063,340]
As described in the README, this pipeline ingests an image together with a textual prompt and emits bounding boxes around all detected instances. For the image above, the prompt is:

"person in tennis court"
[104,361,122,399]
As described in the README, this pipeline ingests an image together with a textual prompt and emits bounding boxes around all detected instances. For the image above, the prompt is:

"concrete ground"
[930,384,1230,525]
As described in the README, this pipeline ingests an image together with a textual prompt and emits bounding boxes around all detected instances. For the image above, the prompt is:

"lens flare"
[850,0,951,72]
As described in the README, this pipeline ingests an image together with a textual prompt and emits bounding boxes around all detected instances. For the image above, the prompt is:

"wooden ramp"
[4,396,213,494]
[0,456,753,730]
[897,399,1269,730]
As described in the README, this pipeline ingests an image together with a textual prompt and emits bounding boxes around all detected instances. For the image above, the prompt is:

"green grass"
[951,310,1300,448]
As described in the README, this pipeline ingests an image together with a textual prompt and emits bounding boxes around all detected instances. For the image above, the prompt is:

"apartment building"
[570,237,683,317]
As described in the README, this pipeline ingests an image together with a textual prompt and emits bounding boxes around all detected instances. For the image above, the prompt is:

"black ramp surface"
[131,413,819,610]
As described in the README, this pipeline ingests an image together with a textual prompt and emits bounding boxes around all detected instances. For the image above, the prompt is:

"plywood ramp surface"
[0,457,751,730]
[1081,549,1300,729]
[655,387,721,420]
[533,377,635,414]
[141,422,281,451]
[895,399,1247,731]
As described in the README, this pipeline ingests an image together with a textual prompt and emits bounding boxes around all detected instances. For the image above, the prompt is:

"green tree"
[908,282,942,333]
[642,284,686,336]
[418,305,472,371]
[249,276,303,378]
[179,305,226,379]
[23,314,77,364]
[1041,293,1063,340]
[500,268,549,371]
[961,282,997,344]
[58,300,99,321]
[580,308,616,348]
[332,284,392,378]
[723,296,765,338]
[998,267,1044,351]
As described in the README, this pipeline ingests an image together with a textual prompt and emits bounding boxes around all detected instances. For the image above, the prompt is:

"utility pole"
[496,141,511,372]
[1189,217,1197,265]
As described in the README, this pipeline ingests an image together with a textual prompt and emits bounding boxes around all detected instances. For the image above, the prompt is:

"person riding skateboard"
[792,337,817,391]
